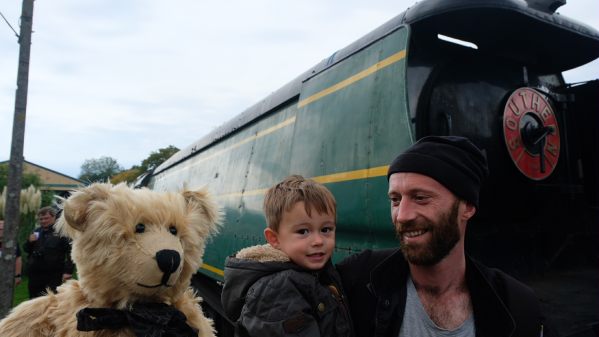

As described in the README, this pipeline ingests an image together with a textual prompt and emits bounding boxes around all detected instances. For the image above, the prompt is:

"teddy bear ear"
[182,189,221,236]
[63,183,112,231]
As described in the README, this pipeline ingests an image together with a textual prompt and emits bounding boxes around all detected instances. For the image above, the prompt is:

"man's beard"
[396,200,461,266]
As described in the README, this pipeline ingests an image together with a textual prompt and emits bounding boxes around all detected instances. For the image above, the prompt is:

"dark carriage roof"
[154,0,599,175]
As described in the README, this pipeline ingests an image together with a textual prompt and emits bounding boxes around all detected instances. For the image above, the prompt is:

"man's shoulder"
[471,260,537,299]
[336,248,403,286]
[468,258,543,335]
[337,248,400,269]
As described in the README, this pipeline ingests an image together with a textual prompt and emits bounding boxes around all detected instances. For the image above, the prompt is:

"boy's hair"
[263,175,336,232]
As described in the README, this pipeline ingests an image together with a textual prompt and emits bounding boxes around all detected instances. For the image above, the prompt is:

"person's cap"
[387,136,489,207]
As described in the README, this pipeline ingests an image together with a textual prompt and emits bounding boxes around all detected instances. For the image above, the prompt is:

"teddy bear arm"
[175,290,216,337]
[0,296,56,337]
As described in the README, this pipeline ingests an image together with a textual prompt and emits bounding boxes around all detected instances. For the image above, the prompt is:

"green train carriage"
[137,0,599,334]
[148,20,410,272]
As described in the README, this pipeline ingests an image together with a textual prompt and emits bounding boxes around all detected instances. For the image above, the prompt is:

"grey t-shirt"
[399,276,475,337]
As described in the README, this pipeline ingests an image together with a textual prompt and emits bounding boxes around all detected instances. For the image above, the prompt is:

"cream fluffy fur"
[0,183,221,337]
[235,244,290,263]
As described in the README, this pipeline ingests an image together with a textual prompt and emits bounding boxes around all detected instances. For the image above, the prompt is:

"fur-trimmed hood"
[221,244,313,321]
[234,244,290,263]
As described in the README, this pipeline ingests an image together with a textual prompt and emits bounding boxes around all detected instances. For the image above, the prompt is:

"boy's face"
[265,201,335,271]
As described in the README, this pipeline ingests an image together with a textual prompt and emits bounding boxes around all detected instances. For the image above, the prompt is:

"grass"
[13,276,29,307]
[11,273,78,307]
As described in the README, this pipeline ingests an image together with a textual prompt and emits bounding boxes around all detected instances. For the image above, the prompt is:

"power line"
[0,9,19,38]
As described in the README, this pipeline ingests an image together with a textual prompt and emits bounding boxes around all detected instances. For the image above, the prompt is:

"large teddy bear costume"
[0,183,220,337]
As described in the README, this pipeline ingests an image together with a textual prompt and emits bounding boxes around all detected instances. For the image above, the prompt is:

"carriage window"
[437,34,478,50]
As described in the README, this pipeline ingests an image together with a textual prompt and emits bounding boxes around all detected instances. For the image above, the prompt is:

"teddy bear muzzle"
[157,249,181,286]
[137,249,181,288]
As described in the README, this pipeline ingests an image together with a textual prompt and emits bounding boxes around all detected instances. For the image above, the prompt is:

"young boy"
[221,175,354,337]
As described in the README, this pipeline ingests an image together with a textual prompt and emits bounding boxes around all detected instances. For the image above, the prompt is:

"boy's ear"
[264,228,280,248]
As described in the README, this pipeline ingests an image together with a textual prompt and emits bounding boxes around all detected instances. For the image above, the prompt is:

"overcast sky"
[1,0,598,179]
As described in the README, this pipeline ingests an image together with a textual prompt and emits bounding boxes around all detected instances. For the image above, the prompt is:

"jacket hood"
[221,244,303,321]
[235,244,290,263]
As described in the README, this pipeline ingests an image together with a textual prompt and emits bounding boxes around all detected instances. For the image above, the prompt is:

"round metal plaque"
[503,87,560,180]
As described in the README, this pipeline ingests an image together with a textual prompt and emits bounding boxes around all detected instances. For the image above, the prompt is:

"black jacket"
[222,244,354,337]
[337,248,546,337]
[23,225,73,275]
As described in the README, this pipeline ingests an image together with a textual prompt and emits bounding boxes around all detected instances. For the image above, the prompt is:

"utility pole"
[0,0,35,318]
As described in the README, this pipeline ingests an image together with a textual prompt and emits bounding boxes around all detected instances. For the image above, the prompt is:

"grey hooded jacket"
[221,244,354,337]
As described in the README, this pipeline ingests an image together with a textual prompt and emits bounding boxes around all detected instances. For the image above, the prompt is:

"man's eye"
[414,194,429,202]
[389,197,401,206]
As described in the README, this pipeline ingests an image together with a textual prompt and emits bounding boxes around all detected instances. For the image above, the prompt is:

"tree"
[111,167,142,184]
[0,164,56,209]
[140,145,179,172]
[0,163,42,191]
[79,156,123,183]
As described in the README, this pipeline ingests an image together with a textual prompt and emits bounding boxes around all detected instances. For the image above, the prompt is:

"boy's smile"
[265,201,335,270]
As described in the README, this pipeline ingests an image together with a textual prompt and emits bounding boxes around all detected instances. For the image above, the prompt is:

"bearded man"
[337,136,548,337]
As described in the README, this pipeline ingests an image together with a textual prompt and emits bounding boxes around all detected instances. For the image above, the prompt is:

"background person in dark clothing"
[23,206,73,298]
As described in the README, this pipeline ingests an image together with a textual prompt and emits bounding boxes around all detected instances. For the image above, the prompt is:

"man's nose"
[394,200,415,225]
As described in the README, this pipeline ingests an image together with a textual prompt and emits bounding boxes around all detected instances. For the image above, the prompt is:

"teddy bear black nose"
[155,249,181,274]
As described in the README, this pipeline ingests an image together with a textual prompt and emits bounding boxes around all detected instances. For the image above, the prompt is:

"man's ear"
[264,228,280,248]
[461,201,476,221]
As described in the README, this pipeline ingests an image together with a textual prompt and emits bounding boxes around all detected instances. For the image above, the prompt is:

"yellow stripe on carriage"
[216,165,389,199]
[311,165,389,184]
[201,263,224,276]
[298,50,406,108]
[192,116,296,164]
[159,116,296,179]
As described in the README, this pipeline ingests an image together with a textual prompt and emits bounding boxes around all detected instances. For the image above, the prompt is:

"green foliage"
[78,156,124,183]
[17,211,37,269]
[76,145,179,185]
[111,168,142,184]
[140,145,179,172]
[0,164,43,191]
[41,190,55,208]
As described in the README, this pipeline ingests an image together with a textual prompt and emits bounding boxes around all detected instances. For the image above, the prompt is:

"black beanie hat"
[387,136,489,208]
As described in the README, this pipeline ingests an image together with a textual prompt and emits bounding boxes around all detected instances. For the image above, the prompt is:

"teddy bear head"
[56,183,220,308]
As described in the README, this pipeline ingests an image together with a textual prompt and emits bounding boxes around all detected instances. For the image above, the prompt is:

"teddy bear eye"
[169,226,177,235]
[135,223,146,233]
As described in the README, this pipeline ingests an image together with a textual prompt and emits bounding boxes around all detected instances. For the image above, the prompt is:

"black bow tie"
[76,302,198,337]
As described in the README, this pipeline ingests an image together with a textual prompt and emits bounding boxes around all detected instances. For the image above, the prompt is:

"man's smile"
[403,229,428,238]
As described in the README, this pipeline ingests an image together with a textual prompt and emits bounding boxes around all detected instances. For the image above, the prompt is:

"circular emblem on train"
[503,87,560,180]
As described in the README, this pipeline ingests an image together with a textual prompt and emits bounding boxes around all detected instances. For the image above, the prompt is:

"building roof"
[0,160,84,192]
